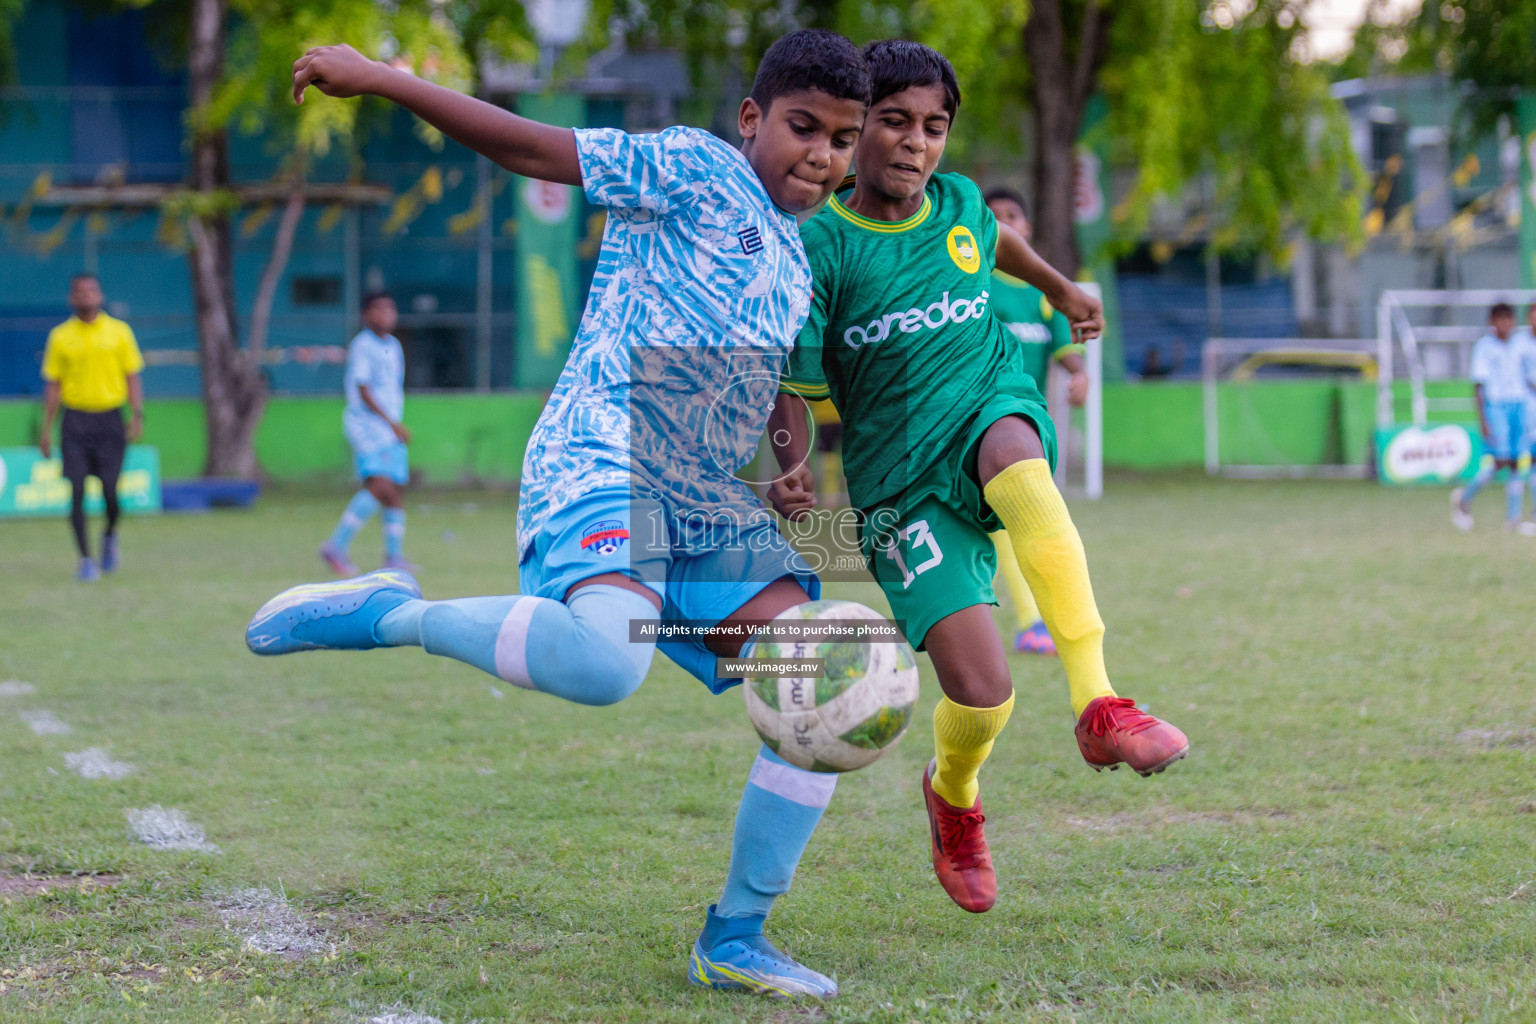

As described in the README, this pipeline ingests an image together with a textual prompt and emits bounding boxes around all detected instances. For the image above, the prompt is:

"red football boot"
[1075,696,1189,776]
[921,759,996,913]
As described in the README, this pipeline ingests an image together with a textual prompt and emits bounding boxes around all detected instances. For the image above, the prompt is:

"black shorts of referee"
[61,407,128,492]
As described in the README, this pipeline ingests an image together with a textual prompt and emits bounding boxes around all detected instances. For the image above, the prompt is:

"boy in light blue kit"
[1512,304,1536,522]
[321,291,414,573]
[247,30,878,997]
[1452,303,1535,534]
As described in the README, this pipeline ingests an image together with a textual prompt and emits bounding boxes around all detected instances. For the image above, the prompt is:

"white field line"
[367,1008,448,1024]
[209,886,333,957]
[126,806,220,853]
[19,710,70,735]
[63,748,134,780]
[0,681,36,697]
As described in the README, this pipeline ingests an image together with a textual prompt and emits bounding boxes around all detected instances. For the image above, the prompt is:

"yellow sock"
[990,531,1040,630]
[932,691,1015,809]
[984,459,1115,718]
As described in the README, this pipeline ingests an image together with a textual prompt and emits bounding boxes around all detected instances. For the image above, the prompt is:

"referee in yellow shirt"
[39,273,145,581]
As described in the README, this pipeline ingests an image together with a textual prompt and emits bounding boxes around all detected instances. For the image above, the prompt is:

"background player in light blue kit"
[1451,302,1534,534]
[1512,304,1536,523]
[321,291,414,574]
[248,30,873,997]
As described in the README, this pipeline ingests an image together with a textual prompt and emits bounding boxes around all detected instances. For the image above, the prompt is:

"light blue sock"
[1508,474,1526,523]
[1460,460,1496,505]
[382,508,406,559]
[375,584,660,706]
[328,490,380,553]
[716,745,838,921]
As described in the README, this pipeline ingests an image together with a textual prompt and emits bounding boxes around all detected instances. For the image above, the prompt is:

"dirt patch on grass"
[1481,882,1535,905]
[0,873,118,898]
[1458,729,1536,750]
[771,1009,827,1023]
[1065,808,1290,833]
[504,939,550,958]
[1,958,165,998]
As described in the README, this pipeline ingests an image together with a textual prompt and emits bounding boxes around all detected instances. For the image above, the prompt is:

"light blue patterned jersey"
[1512,328,1536,445]
[1470,332,1530,406]
[343,329,405,453]
[516,126,812,557]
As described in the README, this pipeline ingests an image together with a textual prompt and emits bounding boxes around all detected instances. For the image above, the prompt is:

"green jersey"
[988,271,1079,385]
[783,173,1040,508]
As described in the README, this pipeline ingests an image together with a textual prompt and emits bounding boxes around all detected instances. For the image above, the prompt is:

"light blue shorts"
[355,442,410,485]
[518,486,821,693]
[1482,401,1528,461]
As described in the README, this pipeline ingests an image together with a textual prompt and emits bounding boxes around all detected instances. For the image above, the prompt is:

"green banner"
[514,94,585,389]
[0,446,161,516]
[1074,95,1124,382]
[1374,423,1481,485]
[1520,93,1536,290]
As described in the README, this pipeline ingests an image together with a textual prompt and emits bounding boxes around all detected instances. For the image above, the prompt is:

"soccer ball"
[742,600,920,773]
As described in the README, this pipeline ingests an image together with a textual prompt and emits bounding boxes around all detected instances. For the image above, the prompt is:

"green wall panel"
[1,377,1483,481]
[1100,382,1205,469]
[1,394,547,483]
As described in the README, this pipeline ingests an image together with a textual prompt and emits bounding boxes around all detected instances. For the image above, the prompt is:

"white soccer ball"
[742,600,920,773]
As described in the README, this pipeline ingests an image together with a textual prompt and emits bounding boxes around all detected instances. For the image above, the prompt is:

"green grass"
[2,478,1535,1023]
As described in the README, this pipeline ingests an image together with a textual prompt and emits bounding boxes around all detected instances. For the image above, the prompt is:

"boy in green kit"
[769,40,1188,915]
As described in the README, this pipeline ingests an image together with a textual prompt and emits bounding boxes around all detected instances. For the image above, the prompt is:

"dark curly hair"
[751,29,872,113]
[862,39,960,120]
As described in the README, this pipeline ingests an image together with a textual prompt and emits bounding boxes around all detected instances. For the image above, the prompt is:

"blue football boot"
[688,906,837,999]
[246,569,421,655]
[101,534,119,574]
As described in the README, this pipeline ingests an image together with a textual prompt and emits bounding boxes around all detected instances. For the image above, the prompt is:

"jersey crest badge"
[946,226,981,274]
[738,226,764,255]
[579,520,630,555]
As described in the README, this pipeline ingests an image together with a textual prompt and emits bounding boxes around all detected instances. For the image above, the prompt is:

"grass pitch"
[1,477,1534,1023]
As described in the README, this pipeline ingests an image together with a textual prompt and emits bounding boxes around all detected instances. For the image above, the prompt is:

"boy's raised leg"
[991,531,1055,654]
[978,416,1188,776]
[246,571,661,707]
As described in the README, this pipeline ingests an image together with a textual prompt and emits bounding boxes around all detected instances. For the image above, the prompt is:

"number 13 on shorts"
[884,518,944,589]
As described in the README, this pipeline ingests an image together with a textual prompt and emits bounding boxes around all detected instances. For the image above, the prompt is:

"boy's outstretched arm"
[767,394,818,521]
[293,44,581,186]
[995,222,1104,343]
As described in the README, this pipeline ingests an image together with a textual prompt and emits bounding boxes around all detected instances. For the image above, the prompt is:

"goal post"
[1376,288,1536,430]
[1202,336,1377,478]
[1048,281,1103,500]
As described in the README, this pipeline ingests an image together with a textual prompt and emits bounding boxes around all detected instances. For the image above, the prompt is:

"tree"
[175,0,482,476]
[1094,1,1365,268]
[2,0,521,476]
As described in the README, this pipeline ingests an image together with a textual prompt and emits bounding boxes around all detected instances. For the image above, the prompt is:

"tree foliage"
[0,0,23,85]
[1107,0,1365,254]
[1342,0,1536,143]
[599,0,1362,264]
[207,0,487,159]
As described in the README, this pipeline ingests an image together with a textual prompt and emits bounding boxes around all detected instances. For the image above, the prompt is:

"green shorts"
[858,377,1056,650]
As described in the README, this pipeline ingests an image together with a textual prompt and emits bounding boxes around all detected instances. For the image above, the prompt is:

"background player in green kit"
[984,186,1087,656]
[768,40,1188,915]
